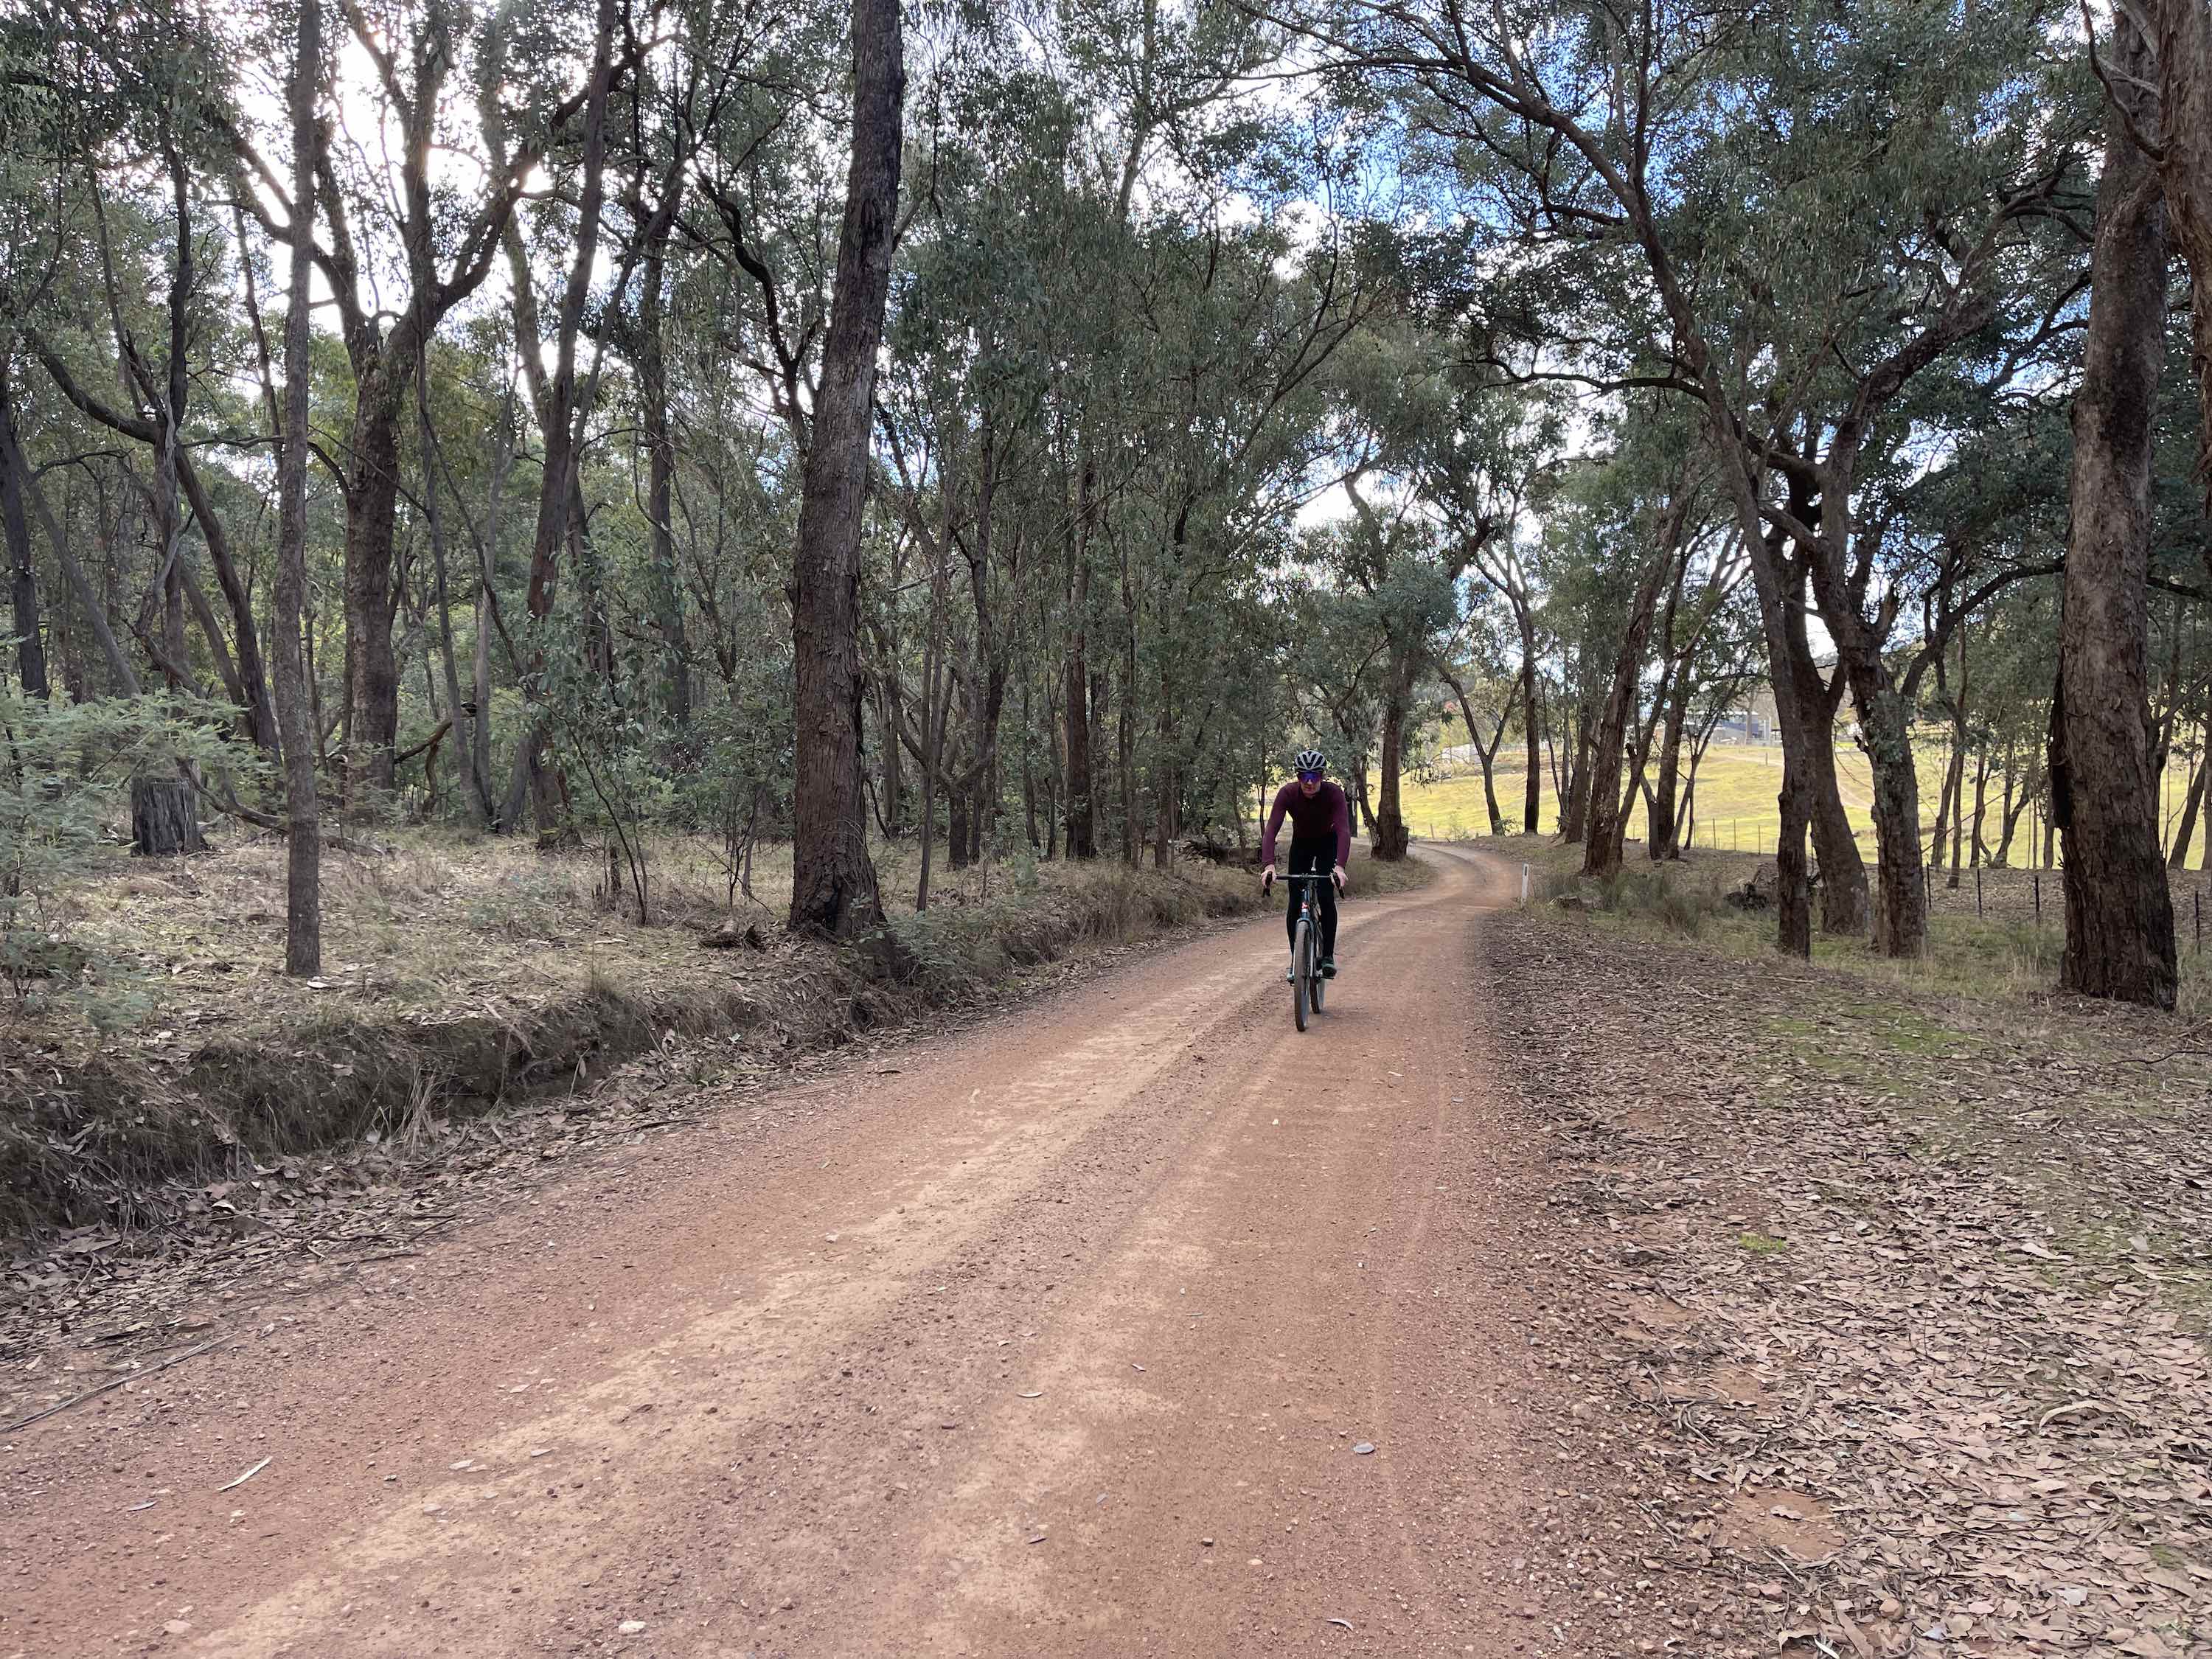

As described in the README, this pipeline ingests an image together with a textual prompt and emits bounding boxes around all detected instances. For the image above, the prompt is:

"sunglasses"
[1297,771,1321,784]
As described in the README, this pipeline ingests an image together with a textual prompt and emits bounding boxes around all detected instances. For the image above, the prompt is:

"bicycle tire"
[1310,935,1326,1013]
[1293,917,1310,1032]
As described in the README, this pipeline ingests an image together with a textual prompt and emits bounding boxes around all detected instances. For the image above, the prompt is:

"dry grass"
[2,827,1433,1245]
[1403,742,2098,860]
[1513,832,2212,1020]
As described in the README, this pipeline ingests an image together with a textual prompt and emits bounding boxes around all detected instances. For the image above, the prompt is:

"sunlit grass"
[1401,742,2093,861]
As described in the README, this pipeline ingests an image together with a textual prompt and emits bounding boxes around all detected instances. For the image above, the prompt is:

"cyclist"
[1260,748,1350,981]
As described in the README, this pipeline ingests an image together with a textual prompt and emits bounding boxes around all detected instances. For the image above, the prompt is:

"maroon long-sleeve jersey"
[1262,780,1351,868]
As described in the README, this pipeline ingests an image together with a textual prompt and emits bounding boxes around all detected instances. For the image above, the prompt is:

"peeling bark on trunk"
[2148,0,2212,512]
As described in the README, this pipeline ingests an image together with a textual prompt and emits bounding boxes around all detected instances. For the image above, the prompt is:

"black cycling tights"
[1284,841,1339,958]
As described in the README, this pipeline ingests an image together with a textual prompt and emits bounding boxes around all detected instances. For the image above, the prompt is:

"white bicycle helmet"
[1293,748,1326,775]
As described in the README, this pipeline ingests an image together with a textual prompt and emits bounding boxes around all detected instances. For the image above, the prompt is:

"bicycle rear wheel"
[1292,917,1310,1032]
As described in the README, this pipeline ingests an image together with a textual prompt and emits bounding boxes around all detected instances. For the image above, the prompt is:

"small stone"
[164,1621,193,1636]
[618,1620,647,1635]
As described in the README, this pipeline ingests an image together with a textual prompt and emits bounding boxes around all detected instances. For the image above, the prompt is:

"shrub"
[1599,868,1721,937]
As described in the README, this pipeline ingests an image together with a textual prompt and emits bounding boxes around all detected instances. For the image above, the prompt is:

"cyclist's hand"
[1332,863,1347,894]
[1261,865,1276,893]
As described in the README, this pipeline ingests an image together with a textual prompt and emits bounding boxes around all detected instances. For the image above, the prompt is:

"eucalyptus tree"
[10,0,281,749]
[220,0,616,804]
[1266,0,2097,962]
[1545,417,1721,883]
[784,0,904,940]
[1435,597,1523,835]
[1392,368,1557,834]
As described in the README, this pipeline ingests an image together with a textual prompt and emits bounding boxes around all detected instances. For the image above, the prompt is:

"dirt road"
[5,849,1577,1659]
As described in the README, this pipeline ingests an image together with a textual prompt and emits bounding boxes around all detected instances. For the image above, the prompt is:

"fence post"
[1975,866,1983,918]
[1521,863,1531,905]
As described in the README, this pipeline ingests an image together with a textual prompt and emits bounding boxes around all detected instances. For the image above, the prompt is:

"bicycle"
[1280,871,1337,1032]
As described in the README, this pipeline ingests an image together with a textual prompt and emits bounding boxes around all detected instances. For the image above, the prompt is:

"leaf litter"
[1482,904,2212,1659]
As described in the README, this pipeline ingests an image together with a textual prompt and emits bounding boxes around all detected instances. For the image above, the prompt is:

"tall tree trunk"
[341,377,406,801]
[1583,541,1674,880]
[1117,675,1138,866]
[7,418,136,694]
[511,0,617,842]
[274,0,323,975]
[1562,699,1596,843]
[2146,0,2212,513]
[0,367,47,699]
[1517,607,1542,832]
[2053,10,2179,1008]
[1371,642,1414,860]
[1441,665,1513,835]
[1062,468,1096,859]
[1938,727,1967,887]
[1739,529,1820,956]
[1648,667,1689,861]
[2172,754,2206,869]
[1750,465,1868,935]
[416,353,489,826]
[917,549,947,910]
[639,220,689,736]
[1021,675,1038,851]
[788,0,902,939]
[473,399,509,826]
[880,675,907,836]
[1968,748,1994,869]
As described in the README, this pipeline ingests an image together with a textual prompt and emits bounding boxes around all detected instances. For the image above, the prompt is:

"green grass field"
[1399,742,2212,868]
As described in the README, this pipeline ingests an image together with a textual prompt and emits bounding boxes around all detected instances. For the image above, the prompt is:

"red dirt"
[3,849,1591,1658]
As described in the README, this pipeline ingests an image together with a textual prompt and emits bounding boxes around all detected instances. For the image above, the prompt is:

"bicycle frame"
[1279,872,1333,1029]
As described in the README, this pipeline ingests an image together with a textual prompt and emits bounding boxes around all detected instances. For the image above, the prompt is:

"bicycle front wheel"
[1293,917,1310,1032]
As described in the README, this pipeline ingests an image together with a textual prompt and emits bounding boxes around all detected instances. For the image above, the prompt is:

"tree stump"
[131,775,206,857]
